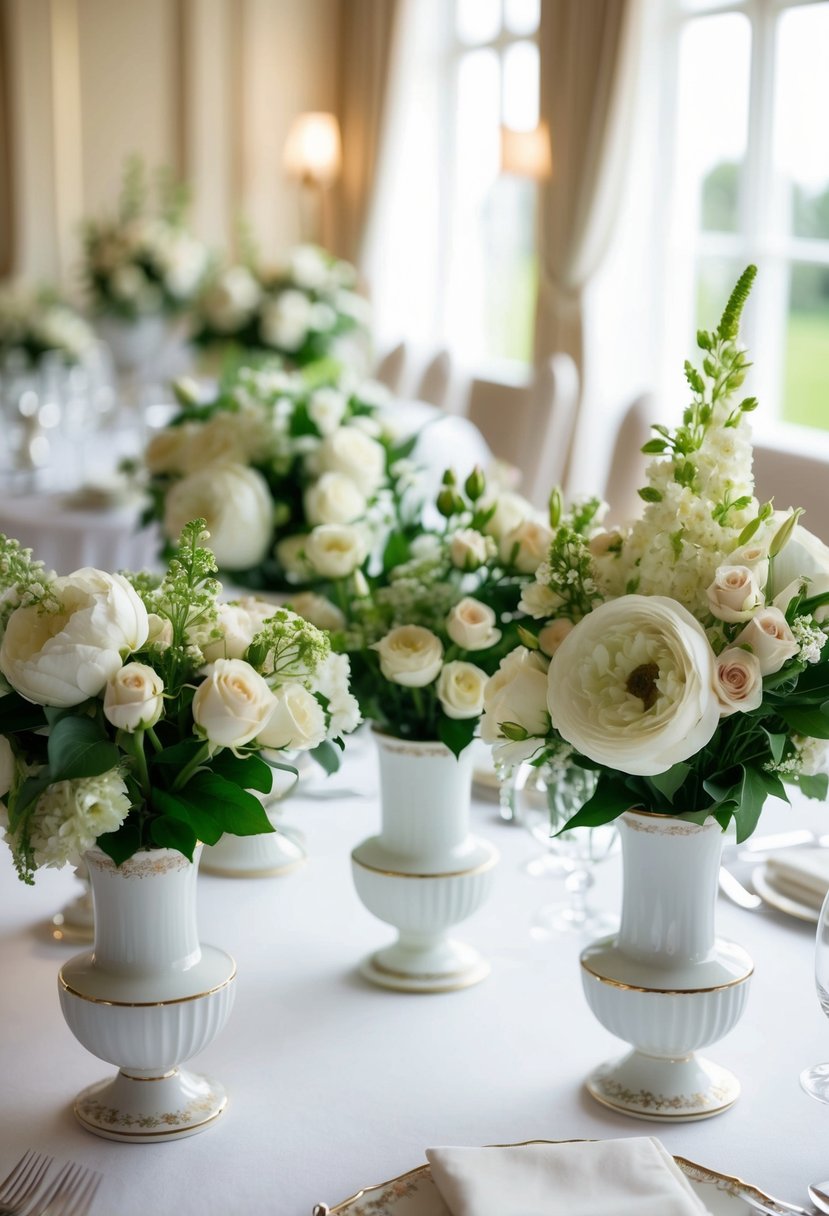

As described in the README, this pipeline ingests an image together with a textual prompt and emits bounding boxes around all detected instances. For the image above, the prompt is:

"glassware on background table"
[800,886,829,1102]
[516,761,619,938]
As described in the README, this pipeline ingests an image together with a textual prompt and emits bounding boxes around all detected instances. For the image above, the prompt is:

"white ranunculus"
[0,735,14,799]
[714,648,763,716]
[446,597,501,651]
[768,519,829,598]
[257,683,327,751]
[304,472,366,526]
[706,565,763,624]
[164,463,273,571]
[308,387,347,436]
[0,569,149,707]
[316,426,386,496]
[372,625,443,687]
[103,663,164,732]
[538,619,574,657]
[192,658,278,749]
[499,519,554,574]
[287,592,345,632]
[437,661,488,720]
[547,595,720,777]
[449,528,493,571]
[732,608,799,675]
[481,647,550,744]
[202,599,277,663]
[305,524,367,579]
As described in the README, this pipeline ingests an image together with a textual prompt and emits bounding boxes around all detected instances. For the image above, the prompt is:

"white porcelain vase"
[200,764,306,878]
[351,734,498,993]
[58,844,236,1143]
[95,314,169,377]
[580,810,753,1121]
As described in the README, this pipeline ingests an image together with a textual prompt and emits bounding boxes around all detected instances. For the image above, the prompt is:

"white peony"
[713,648,763,716]
[304,472,366,526]
[305,524,367,579]
[732,608,799,675]
[164,463,273,571]
[192,658,278,748]
[287,592,345,632]
[437,661,488,720]
[315,426,386,496]
[257,683,327,751]
[144,425,197,475]
[0,568,149,707]
[547,595,720,777]
[445,598,501,651]
[103,663,165,732]
[180,413,253,472]
[706,565,763,624]
[372,625,443,687]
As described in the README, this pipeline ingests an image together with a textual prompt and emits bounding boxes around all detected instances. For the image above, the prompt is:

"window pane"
[782,263,829,429]
[675,13,751,235]
[502,41,539,130]
[774,3,829,240]
[504,0,540,36]
[456,0,500,45]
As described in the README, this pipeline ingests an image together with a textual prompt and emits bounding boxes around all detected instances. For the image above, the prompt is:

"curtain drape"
[535,0,644,377]
[336,0,399,266]
[0,3,13,277]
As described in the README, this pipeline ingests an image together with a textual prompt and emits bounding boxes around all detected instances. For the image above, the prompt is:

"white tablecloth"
[2,733,828,1215]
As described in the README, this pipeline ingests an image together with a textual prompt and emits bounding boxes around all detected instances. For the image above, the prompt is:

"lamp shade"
[283,112,342,186]
[500,122,552,180]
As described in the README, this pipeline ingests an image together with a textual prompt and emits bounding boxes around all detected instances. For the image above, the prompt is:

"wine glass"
[517,761,619,938]
[800,886,829,1102]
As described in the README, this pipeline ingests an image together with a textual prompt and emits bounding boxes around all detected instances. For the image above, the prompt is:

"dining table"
[2,726,829,1215]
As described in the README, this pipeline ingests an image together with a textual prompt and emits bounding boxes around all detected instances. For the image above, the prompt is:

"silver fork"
[36,1161,102,1216]
[0,1151,53,1216]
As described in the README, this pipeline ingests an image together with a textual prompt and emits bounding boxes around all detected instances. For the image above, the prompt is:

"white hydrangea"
[792,616,828,665]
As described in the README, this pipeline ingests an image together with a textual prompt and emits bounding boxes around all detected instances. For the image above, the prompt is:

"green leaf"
[735,516,762,547]
[0,692,48,735]
[761,730,787,766]
[797,772,829,800]
[151,738,205,768]
[382,530,411,572]
[780,707,829,739]
[437,715,477,760]
[171,770,275,837]
[646,763,691,805]
[47,716,120,780]
[96,821,144,866]
[7,769,53,832]
[310,738,342,776]
[638,487,663,504]
[641,439,668,454]
[149,815,198,859]
[152,788,224,845]
[209,750,274,795]
[731,765,772,843]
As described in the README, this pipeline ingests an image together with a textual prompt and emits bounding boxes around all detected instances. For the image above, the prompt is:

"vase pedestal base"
[200,827,307,878]
[360,937,490,994]
[585,1049,740,1122]
[74,1067,228,1143]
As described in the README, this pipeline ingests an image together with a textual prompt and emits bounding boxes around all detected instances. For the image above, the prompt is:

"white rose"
[147,613,174,651]
[500,519,554,574]
[372,625,443,687]
[706,565,763,624]
[103,663,165,732]
[308,388,347,436]
[446,597,501,651]
[714,648,763,716]
[0,568,149,707]
[548,595,720,777]
[202,599,277,663]
[538,619,573,657]
[0,735,15,799]
[304,472,366,526]
[437,661,488,720]
[164,463,273,571]
[257,683,327,751]
[768,519,829,598]
[316,427,386,496]
[732,608,799,675]
[305,524,367,579]
[275,534,312,581]
[192,658,277,748]
[145,425,196,475]
[287,592,345,632]
[481,647,550,744]
[449,528,493,571]
[482,491,534,541]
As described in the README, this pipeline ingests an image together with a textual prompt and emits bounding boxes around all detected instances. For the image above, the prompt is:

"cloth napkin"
[425,1137,712,1216]
[765,846,829,909]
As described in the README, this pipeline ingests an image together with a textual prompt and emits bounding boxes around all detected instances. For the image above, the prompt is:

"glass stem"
[564,867,593,925]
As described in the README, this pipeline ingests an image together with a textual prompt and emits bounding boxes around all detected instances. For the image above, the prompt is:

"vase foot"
[360,939,490,993]
[74,1067,228,1143]
[200,829,307,878]
[585,1049,740,1122]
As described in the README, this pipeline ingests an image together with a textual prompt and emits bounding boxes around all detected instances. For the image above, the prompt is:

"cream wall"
[1,0,341,293]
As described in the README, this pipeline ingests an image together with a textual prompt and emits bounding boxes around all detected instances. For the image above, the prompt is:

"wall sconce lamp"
[283,112,342,247]
[500,122,552,180]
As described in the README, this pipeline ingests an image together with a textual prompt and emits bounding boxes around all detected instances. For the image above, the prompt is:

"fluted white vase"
[200,762,306,878]
[351,734,498,993]
[580,810,753,1121]
[58,845,236,1142]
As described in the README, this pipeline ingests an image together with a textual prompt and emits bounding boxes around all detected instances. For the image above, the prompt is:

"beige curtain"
[535,0,644,375]
[336,0,399,266]
[0,2,13,277]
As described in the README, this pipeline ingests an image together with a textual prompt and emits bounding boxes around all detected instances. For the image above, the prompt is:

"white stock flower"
[547,595,720,777]
[0,569,149,707]
[316,426,386,496]
[315,651,361,735]
[713,648,763,716]
[304,472,366,526]
[308,387,347,436]
[732,608,799,675]
[706,565,763,624]
[287,592,345,633]
[450,528,494,571]
[500,519,554,574]
[164,463,273,571]
[26,770,131,870]
[538,619,574,657]
[446,597,501,651]
[437,661,488,720]
[257,683,327,751]
[193,658,278,749]
[0,735,14,799]
[104,663,164,732]
[305,524,367,579]
[372,625,443,687]
[202,599,278,663]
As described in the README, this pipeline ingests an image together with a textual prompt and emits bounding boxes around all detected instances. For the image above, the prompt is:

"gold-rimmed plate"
[752,863,821,924]
[315,1140,789,1214]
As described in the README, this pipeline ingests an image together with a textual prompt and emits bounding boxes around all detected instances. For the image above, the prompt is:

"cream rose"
[287,592,345,632]
[103,663,165,732]
[482,492,534,541]
[481,647,550,745]
[275,534,312,581]
[202,599,277,663]
[714,648,763,716]
[316,427,386,496]
[449,528,493,571]
[548,595,720,777]
[538,619,574,657]
[706,565,763,624]
[305,524,367,579]
[164,463,273,571]
[304,472,366,526]
[500,519,554,574]
[0,735,14,799]
[732,608,799,675]
[0,568,149,707]
[257,683,327,751]
[147,613,174,651]
[727,541,770,590]
[372,625,443,687]
[437,661,488,720]
[446,597,501,652]
[192,658,277,748]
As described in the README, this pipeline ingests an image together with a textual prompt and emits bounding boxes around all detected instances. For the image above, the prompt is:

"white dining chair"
[414,348,455,412]
[601,392,654,526]
[373,341,408,394]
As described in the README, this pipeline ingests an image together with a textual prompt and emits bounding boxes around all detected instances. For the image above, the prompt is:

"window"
[665,0,829,432]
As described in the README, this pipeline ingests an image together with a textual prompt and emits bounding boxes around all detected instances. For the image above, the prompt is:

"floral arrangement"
[191,244,371,369]
[143,361,416,585]
[81,159,209,320]
[482,266,829,841]
[0,519,359,884]
[0,283,96,364]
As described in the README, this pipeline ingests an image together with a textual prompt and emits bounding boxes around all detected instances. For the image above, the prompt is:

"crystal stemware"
[800,886,829,1102]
